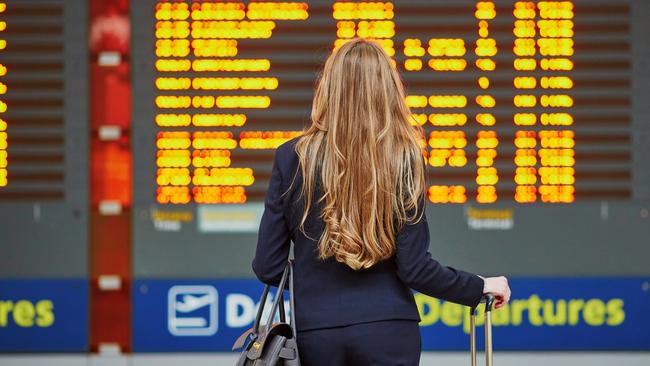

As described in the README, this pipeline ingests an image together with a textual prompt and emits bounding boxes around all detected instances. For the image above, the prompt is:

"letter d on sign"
[226,294,255,328]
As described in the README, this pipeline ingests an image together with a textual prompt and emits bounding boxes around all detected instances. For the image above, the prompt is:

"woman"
[252,38,511,366]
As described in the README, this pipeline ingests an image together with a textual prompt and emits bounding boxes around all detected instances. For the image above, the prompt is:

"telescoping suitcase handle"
[470,294,496,366]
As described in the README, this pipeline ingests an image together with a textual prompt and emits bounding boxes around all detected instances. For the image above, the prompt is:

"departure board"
[132,0,650,278]
[0,0,88,278]
[0,0,72,200]
[140,0,639,205]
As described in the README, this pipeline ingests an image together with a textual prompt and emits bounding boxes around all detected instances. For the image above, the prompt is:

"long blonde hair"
[288,38,426,270]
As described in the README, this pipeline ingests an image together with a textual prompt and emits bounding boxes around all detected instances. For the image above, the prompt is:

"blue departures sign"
[133,277,650,352]
[416,277,649,350]
[0,279,88,352]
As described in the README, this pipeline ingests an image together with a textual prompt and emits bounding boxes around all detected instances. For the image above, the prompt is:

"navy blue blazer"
[252,136,485,331]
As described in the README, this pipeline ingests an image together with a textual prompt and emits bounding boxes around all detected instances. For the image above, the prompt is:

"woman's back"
[252,38,508,366]
[252,136,484,329]
[253,137,421,332]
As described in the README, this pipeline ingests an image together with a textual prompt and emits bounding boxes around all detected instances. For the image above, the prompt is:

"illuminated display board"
[0,0,80,201]
[146,0,633,205]
[0,0,88,278]
[0,3,6,188]
[132,0,649,278]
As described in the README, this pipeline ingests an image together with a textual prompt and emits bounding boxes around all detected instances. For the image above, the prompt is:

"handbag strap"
[288,259,297,331]
[264,262,290,331]
[252,283,270,337]
[254,261,291,337]
[278,280,286,324]
[251,260,298,340]
[286,260,301,360]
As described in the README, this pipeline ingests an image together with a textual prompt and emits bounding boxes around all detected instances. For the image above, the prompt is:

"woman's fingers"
[493,276,512,309]
[483,275,511,309]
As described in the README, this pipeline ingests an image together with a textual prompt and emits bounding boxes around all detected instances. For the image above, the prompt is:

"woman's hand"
[481,276,511,309]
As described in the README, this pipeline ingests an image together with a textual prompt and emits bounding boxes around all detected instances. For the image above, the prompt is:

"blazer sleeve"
[394,193,485,309]
[251,145,291,286]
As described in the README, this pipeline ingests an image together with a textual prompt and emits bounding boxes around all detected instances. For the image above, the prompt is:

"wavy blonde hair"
[287,38,426,270]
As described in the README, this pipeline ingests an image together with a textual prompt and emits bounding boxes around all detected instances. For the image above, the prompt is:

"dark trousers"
[296,319,421,366]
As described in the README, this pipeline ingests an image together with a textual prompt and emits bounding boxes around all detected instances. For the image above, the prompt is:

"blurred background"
[0,0,648,365]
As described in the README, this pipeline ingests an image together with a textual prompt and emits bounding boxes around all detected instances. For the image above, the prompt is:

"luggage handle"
[470,294,496,366]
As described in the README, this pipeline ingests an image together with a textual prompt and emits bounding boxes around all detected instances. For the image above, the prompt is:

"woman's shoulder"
[275,135,302,163]
[278,135,301,152]
[273,136,303,184]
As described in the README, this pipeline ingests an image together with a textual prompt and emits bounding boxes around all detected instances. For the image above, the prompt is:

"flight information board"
[0,0,76,200]
[131,0,650,278]
[0,0,88,278]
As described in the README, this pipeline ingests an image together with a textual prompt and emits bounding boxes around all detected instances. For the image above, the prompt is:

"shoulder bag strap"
[288,259,297,332]
[262,262,291,336]
[252,283,270,337]
[278,278,286,323]
[286,259,301,361]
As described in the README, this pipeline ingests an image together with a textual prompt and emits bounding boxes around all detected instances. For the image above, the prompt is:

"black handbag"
[232,260,300,366]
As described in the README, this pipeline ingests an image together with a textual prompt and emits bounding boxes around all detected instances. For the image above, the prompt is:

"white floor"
[0,353,649,366]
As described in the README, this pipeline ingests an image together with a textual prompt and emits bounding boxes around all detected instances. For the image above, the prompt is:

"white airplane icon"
[175,294,213,313]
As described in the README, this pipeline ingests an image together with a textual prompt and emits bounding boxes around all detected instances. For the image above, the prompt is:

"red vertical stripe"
[89,0,132,353]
